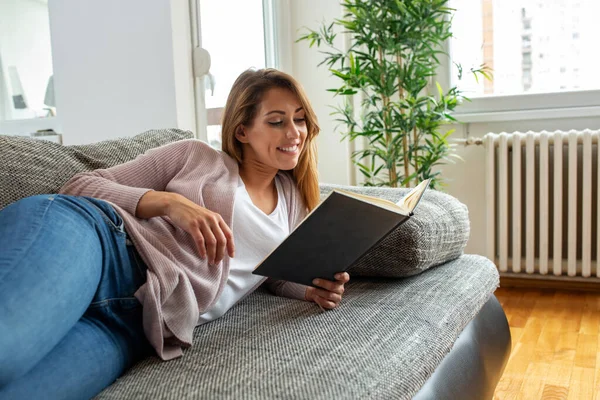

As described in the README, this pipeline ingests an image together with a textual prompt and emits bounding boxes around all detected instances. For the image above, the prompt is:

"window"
[0,0,55,123]
[450,0,600,98]
[196,0,276,148]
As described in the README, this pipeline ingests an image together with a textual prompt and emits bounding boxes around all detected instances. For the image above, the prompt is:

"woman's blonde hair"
[221,68,321,211]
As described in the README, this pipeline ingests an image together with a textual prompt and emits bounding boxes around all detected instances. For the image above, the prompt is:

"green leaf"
[297,0,460,190]
[329,69,349,80]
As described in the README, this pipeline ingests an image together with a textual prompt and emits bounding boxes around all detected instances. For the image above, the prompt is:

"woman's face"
[237,87,307,172]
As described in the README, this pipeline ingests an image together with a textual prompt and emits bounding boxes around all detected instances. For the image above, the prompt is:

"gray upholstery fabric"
[2,130,484,399]
[96,254,499,400]
[0,129,194,210]
[319,183,470,278]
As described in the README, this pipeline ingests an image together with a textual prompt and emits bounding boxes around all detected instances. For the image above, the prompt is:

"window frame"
[441,3,600,123]
[203,0,278,126]
[451,89,600,123]
[262,0,279,69]
[194,0,279,132]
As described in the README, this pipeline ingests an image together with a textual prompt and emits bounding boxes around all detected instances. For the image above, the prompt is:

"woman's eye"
[294,118,306,123]
[268,121,283,126]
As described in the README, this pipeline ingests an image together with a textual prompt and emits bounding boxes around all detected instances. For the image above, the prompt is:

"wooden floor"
[493,287,600,400]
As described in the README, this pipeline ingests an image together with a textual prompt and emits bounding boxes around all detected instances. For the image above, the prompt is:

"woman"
[0,69,349,399]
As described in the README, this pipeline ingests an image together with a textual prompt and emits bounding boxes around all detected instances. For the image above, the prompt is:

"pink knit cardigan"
[60,139,308,360]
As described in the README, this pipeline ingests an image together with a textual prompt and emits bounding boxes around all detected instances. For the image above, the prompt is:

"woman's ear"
[235,126,249,143]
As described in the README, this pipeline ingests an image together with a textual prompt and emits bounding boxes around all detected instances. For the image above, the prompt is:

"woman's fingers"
[168,197,233,264]
[190,229,207,259]
[312,278,345,294]
[313,293,337,309]
[334,272,350,283]
[210,219,227,264]
[306,286,341,309]
[312,287,342,303]
[219,219,235,258]
[308,273,350,310]
[200,223,218,264]
[198,216,233,265]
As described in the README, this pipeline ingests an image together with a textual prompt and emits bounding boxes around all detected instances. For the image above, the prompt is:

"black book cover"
[252,191,411,286]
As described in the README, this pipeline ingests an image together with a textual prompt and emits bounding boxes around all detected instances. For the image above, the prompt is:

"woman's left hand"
[305,272,350,310]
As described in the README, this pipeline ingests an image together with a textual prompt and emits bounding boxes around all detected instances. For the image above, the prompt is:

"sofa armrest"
[319,183,470,277]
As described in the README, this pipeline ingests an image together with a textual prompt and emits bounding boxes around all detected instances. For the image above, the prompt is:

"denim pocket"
[80,197,126,235]
[127,243,148,279]
[89,297,141,310]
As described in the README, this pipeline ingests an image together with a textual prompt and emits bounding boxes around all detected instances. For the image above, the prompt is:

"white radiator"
[484,129,600,279]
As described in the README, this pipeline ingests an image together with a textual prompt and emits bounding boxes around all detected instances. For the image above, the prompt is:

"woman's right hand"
[166,194,235,264]
[137,191,234,265]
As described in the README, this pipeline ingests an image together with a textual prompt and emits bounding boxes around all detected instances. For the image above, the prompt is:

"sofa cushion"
[0,129,194,210]
[95,255,499,400]
[319,184,470,278]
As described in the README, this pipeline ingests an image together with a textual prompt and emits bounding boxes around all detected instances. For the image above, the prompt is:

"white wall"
[48,0,195,145]
[45,0,350,179]
[284,0,352,185]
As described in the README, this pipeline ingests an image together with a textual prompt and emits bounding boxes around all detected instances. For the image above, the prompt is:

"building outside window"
[450,0,600,98]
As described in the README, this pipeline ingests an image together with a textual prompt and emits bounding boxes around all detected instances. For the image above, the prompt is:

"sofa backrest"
[1,130,470,276]
[0,128,194,210]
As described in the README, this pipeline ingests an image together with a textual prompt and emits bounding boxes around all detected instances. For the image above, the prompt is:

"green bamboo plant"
[298,0,490,189]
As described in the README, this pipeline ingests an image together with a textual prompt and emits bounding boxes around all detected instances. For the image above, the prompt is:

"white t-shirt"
[197,175,289,325]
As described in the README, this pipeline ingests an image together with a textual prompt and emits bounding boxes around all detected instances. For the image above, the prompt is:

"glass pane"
[199,0,266,147]
[0,0,55,121]
[450,0,600,97]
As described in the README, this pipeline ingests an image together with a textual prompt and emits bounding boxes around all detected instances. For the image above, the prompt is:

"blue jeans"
[0,194,153,399]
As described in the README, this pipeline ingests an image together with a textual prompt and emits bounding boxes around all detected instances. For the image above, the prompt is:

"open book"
[252,179,431,286]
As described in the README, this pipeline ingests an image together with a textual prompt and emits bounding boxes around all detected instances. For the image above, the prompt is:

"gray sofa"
[0,129,511,400]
